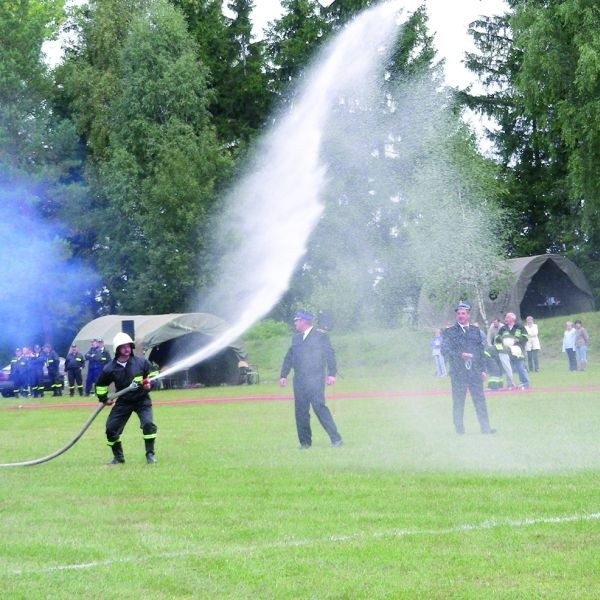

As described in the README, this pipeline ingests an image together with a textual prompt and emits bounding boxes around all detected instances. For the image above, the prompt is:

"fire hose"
[0,381,139,468]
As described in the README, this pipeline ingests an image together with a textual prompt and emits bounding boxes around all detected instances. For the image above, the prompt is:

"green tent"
[418,255,595,327]
[71,313,248,387]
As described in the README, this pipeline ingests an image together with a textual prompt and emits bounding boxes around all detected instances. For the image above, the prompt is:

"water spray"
[0,381,139,468]
[153,1,404,383]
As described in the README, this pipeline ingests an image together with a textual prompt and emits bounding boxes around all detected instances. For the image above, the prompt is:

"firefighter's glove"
[97,394,108,404]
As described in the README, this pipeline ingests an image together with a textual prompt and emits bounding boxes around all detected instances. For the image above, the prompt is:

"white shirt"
[302,326,313,340]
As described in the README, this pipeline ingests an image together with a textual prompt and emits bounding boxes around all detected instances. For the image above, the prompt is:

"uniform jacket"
[42,350,61,374]
[65,352,85,372]
[497,323,528,359]
[85,347,111,369]
[280,328,337,386]
[442,323,486,375]
[96,354,157,402]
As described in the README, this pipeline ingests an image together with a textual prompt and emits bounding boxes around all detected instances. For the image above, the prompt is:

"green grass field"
[1,319,599,598]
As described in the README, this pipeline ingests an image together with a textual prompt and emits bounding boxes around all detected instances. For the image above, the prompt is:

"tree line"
[0,0,597,358]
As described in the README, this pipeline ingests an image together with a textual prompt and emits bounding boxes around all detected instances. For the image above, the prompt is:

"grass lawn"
[1,336,599,598]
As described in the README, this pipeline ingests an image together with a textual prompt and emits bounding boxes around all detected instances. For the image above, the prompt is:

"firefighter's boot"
[107,441,125,465]
[145,439,156,464]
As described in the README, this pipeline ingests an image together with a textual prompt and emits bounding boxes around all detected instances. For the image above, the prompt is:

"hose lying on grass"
[0,381,138,468]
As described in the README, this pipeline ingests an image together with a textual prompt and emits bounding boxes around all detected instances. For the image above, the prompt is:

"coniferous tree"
[462,0,600,299]
[264,0,330,104]
[58,0,230,313]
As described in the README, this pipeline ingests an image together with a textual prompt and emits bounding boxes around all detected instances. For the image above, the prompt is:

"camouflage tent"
[71,313,248,387]
[418,255,595,327]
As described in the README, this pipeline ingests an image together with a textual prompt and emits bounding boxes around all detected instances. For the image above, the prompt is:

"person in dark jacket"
[30,344,45,397]
[10,348,25,397]
[84,338,111,395]
[497,312,530,389]
[95,332,160,465]
[65,344,85,396]
[442,302,496,435]
[41,343,62,396]
[279,310,343,449]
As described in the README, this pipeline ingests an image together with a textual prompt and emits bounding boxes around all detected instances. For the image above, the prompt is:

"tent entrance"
[520,259,590,319]
[148,332,244,387]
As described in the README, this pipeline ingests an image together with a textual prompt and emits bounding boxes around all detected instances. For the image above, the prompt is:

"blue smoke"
[0,184,99,358]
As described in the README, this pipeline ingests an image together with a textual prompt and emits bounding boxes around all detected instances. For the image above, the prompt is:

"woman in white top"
[562,321,577,372]
[524,315,541,372]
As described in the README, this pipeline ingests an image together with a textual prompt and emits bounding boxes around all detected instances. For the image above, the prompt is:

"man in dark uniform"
[41,343,62,396]
[30,344,45,397]
[84,338,111,395]
[65,344,85,396]
[279,310,343,449]
[442,301,497,435]
[95,332,160,465]
[10,348,23,397]
[16,346,33,397]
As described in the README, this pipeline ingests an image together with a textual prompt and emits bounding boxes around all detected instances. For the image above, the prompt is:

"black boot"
[107,441,125,465]
[145,439,156,464]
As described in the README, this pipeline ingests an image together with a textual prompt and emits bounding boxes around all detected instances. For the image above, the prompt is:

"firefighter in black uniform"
[442,302,497,435]
[65,345,85,396]
[15,347,33,397]
[95,332,160,465]
[10,348,23,397]
[84,338,111,395]
[42,343,62,396]
[30,344,45,397]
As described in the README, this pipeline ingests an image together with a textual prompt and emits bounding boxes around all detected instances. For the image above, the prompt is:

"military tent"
[418,255,594,326]
[71,313,248,387]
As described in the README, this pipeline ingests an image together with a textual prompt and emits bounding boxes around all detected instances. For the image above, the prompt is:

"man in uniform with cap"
[279,310,343,448]
[442,301,497,435]
[84,338,111,396]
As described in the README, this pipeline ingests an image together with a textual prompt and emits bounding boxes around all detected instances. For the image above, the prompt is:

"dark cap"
[293,310,314,322]
[455,301,471,312]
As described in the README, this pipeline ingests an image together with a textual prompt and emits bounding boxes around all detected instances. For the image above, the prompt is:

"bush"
[243,319,289,341]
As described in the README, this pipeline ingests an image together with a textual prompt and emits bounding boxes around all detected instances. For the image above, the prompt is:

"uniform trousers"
[293,379,341,446]
[450,369,492,434]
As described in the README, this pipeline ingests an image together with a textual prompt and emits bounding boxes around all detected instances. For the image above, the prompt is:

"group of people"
[9,338,112,398]
[561,319,590,371]
[432,312,539,392]
[13,305,589,464]
[484,312,532,391]
[9,344,62,397]
[65,338,112,397]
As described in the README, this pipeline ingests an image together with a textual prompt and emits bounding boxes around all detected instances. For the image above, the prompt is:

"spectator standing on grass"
[30,344,45,397]
[41,343,62,396]
[430,328,446,376]
[84,338,111,396]
[441,301,496,435]
[562,321,577,372]
[279,310,343,449]
[11,347,27,397]
[65,344,85,396]
[524,315,541,372]
[574,320,589,371]
[497,313,530,390]
[488,316,514,389]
